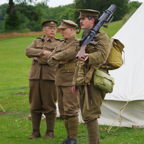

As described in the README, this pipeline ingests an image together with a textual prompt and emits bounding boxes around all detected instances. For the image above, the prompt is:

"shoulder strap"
[82,29,90,38]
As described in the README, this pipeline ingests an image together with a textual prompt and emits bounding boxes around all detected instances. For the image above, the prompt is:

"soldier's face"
[43,26,57,38]
[60,28,73,39]
[80,17,93,29]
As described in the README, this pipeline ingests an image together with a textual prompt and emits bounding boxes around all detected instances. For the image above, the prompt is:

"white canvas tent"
[98,3,144,128]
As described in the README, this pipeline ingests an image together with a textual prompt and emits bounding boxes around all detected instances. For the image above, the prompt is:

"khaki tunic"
[26,36,61,116]
[47,35,79,118]
[73,30,112,123]
[26,37,61,80]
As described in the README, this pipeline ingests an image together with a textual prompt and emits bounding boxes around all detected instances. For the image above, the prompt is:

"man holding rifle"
[72,9,112,144]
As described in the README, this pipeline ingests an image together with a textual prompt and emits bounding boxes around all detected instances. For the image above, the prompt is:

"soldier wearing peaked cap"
[47,19,79,144]
[26,20,61,140]
[72,9,112,144]
[78,9,100,18]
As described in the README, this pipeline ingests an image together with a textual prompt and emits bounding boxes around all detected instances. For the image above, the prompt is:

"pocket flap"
[95,69,114,83]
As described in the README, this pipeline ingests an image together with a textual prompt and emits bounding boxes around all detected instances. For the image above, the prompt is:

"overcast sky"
[0,0,143,7]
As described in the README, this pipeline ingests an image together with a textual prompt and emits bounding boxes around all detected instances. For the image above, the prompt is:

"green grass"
[0,20,144,144]
[101,20,124,38]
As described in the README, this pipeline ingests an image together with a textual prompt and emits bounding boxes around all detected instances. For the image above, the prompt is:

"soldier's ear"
[90,18,95,24]
[43,27,46,33]
[69,28,73,32]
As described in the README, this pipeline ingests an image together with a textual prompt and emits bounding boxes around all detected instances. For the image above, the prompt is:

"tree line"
[0,0,142,32]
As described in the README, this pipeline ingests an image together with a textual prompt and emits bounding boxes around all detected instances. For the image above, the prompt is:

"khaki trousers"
[57,86,79,118]
[29,79,57,117]
[78,82,105,124]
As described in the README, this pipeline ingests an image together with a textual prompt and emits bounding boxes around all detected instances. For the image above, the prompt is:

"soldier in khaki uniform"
[72,10,112,144]
[47,19,79,144]
[25,20,61,139]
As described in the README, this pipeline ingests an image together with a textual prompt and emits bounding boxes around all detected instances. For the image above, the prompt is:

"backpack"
[102,38,125,70]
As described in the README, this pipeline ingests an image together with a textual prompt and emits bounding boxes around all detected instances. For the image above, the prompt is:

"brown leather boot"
[43,129,54,139]
[28,129,41,139]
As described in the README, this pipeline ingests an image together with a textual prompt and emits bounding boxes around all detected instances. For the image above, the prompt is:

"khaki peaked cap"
[58,19,78,29]
[41,19,58,27]
[78,9,100,19]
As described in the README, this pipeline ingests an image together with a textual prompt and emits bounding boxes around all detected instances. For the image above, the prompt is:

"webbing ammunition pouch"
[94,69,114,93]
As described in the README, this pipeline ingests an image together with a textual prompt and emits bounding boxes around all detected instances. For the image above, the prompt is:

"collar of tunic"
[64,35,77,44]
[42,35,55,42]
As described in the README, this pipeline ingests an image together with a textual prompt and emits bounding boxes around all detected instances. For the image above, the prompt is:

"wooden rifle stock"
[76,45,86,59]
[76,41,98,59]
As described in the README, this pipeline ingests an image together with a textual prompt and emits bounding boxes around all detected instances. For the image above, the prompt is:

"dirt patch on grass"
[0,111,19,115]
[0,31,44,40]
[11,93,28,95]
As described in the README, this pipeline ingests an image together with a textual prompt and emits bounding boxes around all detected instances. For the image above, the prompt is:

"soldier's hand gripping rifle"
[76,4,117,59]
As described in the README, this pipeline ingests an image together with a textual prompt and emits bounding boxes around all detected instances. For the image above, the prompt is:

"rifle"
[76,4,117,59]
